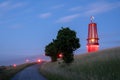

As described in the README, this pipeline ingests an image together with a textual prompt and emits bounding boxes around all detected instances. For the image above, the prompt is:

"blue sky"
[0,0,120,65]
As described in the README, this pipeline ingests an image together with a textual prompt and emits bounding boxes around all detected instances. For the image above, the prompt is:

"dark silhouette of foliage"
[56,27,80,63]
[45,27,80,63]
[45,42,57,62]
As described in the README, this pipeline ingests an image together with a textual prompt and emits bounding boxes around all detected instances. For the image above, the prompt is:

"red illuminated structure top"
[87,16,99,52]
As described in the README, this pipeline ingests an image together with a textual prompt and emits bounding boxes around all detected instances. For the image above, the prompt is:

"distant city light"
[37,59,41,62]
[13,64,16,67]
[26,59,29,63]
[58,53,63,58]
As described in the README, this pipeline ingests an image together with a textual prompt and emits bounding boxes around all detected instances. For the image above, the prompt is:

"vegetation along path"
[11,63,47,80]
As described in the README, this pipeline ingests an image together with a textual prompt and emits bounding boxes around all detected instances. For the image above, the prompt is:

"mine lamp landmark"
[87,16,99,52]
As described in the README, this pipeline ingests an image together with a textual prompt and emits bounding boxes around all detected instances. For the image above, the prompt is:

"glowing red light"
[87,45,99,52]
[37,59,41,62]
[58,54,63,58]
[87,17,99,52]
[13,64,16,67]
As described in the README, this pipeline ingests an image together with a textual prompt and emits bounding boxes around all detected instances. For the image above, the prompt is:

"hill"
[40,47,120,80]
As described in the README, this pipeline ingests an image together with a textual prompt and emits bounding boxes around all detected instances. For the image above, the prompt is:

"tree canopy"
[45,27,80,63]
[45,42,57,62]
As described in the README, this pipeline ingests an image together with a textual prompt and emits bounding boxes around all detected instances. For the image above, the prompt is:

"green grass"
[0,62,36,80]
[40,47,120,80]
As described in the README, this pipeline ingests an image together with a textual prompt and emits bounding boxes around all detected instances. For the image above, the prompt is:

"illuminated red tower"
[87,16,99,52]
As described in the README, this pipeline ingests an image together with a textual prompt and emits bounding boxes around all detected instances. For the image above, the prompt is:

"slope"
[40,47,120,80]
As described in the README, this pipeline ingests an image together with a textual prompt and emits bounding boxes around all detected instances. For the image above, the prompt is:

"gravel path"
[11,63,47,80]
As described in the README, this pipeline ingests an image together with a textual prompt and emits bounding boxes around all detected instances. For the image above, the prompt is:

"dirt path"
[11,63,47,80]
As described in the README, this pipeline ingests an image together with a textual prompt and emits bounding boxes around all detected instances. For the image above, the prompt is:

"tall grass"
[40,47,120,80]
[0,62,36,80]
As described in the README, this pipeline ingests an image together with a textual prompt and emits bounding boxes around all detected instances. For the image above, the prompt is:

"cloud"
[68,1,120,17]
[0,1,25,9]
[84,1,120,16]
[56,14,80,23]
[10,24,23,29]
[0,1,10,8]
[69,6,82,11]
[51,4,64,9]
[56,1,120,23]
[0,1,27,19]
[0,1,26,11]
[11,2,26,9]
[39,12,52,19]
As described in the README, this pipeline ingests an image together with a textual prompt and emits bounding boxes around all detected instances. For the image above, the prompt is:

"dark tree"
[44,27,80,63]
[56,27,80,63]
[45,42,57,62]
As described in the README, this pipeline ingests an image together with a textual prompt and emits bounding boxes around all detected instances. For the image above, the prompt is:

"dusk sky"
[0,0,120,65]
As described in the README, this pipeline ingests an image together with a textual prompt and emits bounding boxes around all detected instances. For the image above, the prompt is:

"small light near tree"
[13,64,16,67]
[37,59,41,62]
[58,53,63,58]
[26,59,29,63]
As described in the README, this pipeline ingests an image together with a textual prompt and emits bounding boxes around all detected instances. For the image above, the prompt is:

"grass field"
[0,62,36,80]
[40,47,120,80]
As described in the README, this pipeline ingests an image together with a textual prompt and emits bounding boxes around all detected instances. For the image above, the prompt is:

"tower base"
[87,45,99,52]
